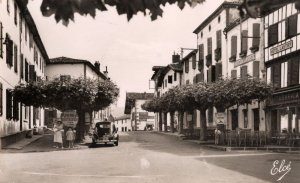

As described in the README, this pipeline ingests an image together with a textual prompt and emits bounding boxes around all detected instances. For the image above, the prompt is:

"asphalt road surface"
[0,131,299,183]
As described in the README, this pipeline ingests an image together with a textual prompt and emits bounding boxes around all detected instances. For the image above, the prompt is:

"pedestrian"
[214,127,221,145]
[53,120,64,149]
[66,127,75,148]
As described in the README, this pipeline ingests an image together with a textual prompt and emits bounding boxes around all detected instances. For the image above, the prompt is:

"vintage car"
[92,121,119,146]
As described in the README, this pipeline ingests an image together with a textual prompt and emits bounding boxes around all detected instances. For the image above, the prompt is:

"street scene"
[1,0,300,183]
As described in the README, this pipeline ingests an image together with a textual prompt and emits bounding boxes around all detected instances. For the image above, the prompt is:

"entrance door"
[231,109,238,130]
[253,109,260,131]
[271,110,278,133]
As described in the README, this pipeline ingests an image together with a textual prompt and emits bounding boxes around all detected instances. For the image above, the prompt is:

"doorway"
[231,109,238,130]
[253,109,260,131]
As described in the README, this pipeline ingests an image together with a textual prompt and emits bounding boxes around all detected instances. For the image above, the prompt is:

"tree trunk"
[164,112,168,132]
[159,112,162,131]
[200,109,207,141]
[76,110,86,142]
[179,111,184,134]
[170,111,175,133]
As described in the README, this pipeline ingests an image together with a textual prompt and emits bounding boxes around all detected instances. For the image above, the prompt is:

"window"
[5,34,13,67]
[243,109,248,128]
[281,62,288,88]
[198,44,204,71]
[185,59,189,73]
[268,23,278,46]
[216,30,222,48]
[286,14,298,39]
[13,95,19,121]
[209,25,211,32]
[29,33,33,49]
[20,54,24,79]
[29,65,36,82]
[192,54,196,69]
[231,36,237,57]
[218,15,221,23]
[6,89,13,120]
[208,107,213,123]
[0,22,3,58]
[287,57,299,86]
[168,75,172,84]
[165,79,167,88]
[0,83,2,116]
[201,32,203,38]
[241,30,248,53]
[252,23,260,48]
[25,59,29,82]
[14,3,17,25]
[231,70,237,79]
[174,72,177,82]
[240,65,248,79]
[215,62,222,80]
[207,37,212,55]
[14,44,18,73]
[253,61,260,79]
[207,65,216,82]
[271,63,281,89]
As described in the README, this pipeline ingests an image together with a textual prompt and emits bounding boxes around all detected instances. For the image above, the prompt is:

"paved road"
[0,131,299,183]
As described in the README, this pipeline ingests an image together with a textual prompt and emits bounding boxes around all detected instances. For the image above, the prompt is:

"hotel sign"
[268,88,300,107]
[234,54,255,67]
[270,40,293,55]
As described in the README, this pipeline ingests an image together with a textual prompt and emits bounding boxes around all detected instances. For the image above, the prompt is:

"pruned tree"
[14,77,119,141]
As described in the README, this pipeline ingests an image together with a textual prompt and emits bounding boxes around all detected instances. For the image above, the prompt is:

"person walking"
[53,120,64,149]
[66,127,75,148]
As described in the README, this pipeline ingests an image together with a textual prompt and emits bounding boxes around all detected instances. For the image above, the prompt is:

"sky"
[27,0,224,109]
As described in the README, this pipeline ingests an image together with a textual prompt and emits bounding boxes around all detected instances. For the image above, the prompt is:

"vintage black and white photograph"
[0,0,300,182]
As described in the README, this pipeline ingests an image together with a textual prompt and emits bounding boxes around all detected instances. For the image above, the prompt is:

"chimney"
[104,66,108,77]
[172,53,180,63]
[94,61,100,71]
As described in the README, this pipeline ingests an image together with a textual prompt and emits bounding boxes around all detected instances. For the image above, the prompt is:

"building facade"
[0,0,48,148]
[113,115,131,132]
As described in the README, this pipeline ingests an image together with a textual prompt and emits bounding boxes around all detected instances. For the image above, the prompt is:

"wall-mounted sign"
[215,112,226,124]
[61,110,78,128]
[234,54,256,67]
[270,40,293,55]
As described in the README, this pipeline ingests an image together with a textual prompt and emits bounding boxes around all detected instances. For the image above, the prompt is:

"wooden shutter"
[268,23,278,46]
[20,54,24,79]
[240,65,248,79]
[174,72,177,81]
[185,59,189,73]
[29,65,35,82]
[253,61,260,78]
[13,96,19,121]
[211,65,216,82]
[25,60,29,82]
[192,54,196,69]
[215,62,222,80]
[288,57,299,86]
[231,36,237,57]
[6,89,12,120]
[199,44,204,60]
[216,30,222,48]
[207,37,212,55]
[6,34,13,66]
[231,70,237,79]
[14,44,18,73]
[271,63,281,88]
[241,30,248,52]
[0,22,3,58]
[207,67,212,83]
[0,83,2,116]
[286,14,298,38]
[252,23,260,48]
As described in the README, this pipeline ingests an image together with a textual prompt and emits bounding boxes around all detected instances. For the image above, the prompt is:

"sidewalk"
[153,131,214,144]
[3,135,43,150]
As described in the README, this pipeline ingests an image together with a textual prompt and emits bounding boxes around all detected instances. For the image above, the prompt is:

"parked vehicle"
[92,121,119,146]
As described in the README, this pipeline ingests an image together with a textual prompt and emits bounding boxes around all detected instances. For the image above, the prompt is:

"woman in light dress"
[53,120,64,149]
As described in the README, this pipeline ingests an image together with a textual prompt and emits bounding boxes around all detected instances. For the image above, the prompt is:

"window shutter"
[253,61,260,78]
[198,44,204,71]
[14,44,18,73]
[252,23,260,48]
[0,22,3,58]
[192,54,196,69]
[288,57,299,86]
[286,14,298,38]
[174,72,177,81]
[20,54,24,79]
[0,83,2,116]
[271,63,281,88]
[231,70,237,79]
[185,59,189,73]
[25,60,29,82]
[240,65,248,79]
[6,34,13,66]
[207,37,212,55]
[215,62,222,80]
[216,30,222,48]
[208,107,213,123]
[207,67,212,83]
[241,30,248,52]
[211,65,216,82]
[268,23,278,46]
[29,65,35,82]
[6,89,12,120]
[13,96,19,121]
[231,36,237,57]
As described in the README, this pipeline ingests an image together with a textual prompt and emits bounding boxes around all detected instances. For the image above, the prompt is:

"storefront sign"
[234,54,255,67]
[268,88,300,107]
[61,110,78,128]
[270,40,293,55]
[215,112,226,124]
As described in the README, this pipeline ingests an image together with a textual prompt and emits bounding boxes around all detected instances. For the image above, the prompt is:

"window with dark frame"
[271,63,281,89]
[268,23,278,46]
[287,57,300,86]
[241,30,248,53]
[6,89,12,120]
[14,44,18,73]
[168,75,172,84]
[192,54,196,69]
[252,23,260,49]
[6,34,13,67]
[13,95,19,121]
[286,14,298,39]
[185,59,189,73]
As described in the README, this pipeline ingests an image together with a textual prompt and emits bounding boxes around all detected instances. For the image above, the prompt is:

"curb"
[3,135,43,150]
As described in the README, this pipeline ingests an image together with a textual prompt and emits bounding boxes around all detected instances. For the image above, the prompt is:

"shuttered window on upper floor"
[6,34,13,67]
[216,30,222,48]
[215,62,222,80]
[29,65,36,82]
[198,44,204,72]
[20,54,24,79]
[253,61,260,79]
[207,37,212,55]
[207,65,216,83]
[241,30,248,53]
[185,59,189,73]
[168,75,173,84]
[174,72,177,82]
[287,57,299,86]
[0,22,3,58]
[271,63,281,89]
[0,83,2,116]
[252,23,260,48]
[14,44,18,73]
[268,23,278,46]
[25,60,29,82]
[192,54,196,69]
[240,65,248,79]
[231,36,237,57]
[286,14,298,39]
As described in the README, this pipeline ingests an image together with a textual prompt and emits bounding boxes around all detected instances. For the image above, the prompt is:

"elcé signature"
[270,159,292,181]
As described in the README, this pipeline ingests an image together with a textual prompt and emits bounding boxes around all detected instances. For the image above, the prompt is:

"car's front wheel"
[114,141,118,146]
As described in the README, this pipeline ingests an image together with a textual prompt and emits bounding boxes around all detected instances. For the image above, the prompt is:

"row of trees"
[13,77,119,141]
[142,78,273,141]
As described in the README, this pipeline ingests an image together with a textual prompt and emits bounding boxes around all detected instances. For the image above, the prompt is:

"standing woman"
[53,120,64,149]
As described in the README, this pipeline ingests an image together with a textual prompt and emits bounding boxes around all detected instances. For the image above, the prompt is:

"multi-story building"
[124,92,155,131]
[113,114,131,132]
[45,57,111,131]
[264,3,300,134]
[0,0,49,148]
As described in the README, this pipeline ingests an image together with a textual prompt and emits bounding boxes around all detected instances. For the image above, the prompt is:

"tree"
[141,96,163,131]
[14,77,119,141]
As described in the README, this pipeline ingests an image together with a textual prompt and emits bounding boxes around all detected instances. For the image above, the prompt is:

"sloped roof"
[114,114,131,121]
[124,92,154,114]
[49,57,107,80]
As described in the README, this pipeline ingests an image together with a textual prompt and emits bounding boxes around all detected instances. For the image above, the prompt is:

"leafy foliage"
[13,77,119,112]
[37,0,205,25]
[141,96,162,112]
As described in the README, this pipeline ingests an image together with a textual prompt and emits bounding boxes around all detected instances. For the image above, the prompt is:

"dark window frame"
[268,23,279,46]
[286,14,298,39]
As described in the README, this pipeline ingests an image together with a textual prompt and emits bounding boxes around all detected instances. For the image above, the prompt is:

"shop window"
[286,14,298,39]
[6,89,13,120]
[0,83,2,116]
[185,59,189,73]
[243,109,248,128]
[14,44,18,73]
[0,22,3,58]
[168,75,172,84]
[268,23,278,46]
